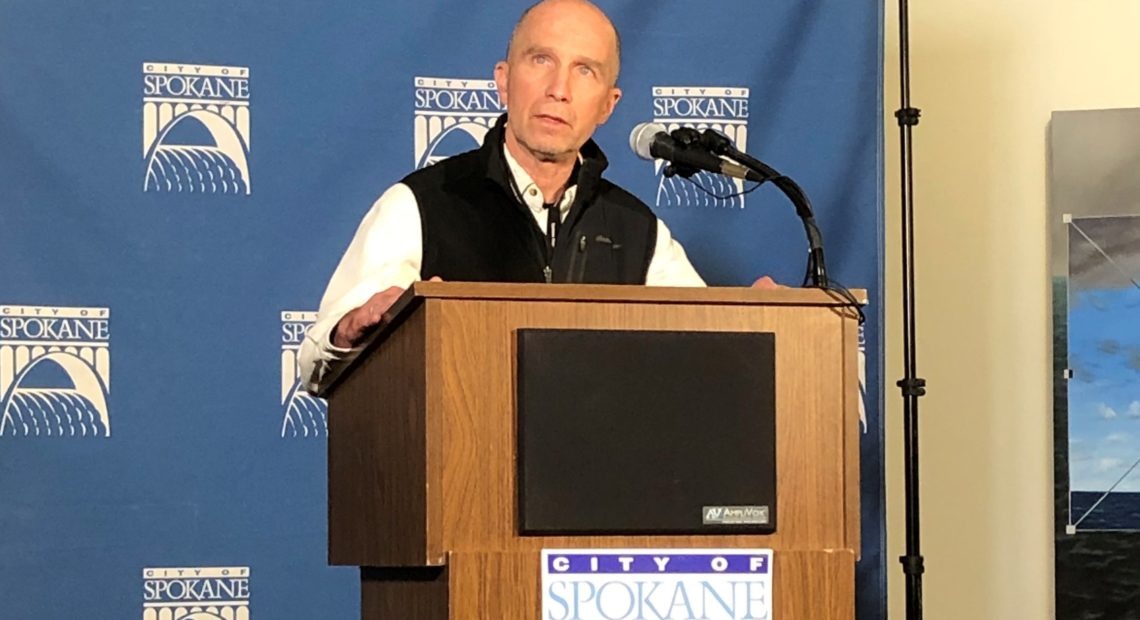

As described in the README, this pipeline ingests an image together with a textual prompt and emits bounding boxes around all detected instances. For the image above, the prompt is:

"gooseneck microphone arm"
[692,128,829,288]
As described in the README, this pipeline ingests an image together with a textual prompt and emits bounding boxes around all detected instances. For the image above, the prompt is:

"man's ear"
[598,86,622,125]
[493,61,510,107]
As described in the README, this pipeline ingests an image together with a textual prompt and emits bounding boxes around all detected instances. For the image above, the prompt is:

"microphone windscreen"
[629,122,667,161]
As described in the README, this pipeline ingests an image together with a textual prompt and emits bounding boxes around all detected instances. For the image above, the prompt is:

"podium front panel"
[432,295,858,553]
[516,328,777,535]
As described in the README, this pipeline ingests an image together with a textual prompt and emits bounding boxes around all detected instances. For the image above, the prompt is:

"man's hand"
[331,286,405,349]
[330,277,444,349]
[751,275,783,290]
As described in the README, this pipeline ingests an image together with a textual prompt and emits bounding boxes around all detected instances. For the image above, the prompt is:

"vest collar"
[482,113,608,207]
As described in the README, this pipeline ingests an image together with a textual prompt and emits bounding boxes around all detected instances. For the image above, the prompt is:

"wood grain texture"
[411,280,867,307]
[329,309,435,566]
[361,566,448,620]
[449,552,538,619]
[773,550,857,619]
[842,310,862,557]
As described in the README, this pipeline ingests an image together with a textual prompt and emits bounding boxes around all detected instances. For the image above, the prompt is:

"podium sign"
[540,549,773,620]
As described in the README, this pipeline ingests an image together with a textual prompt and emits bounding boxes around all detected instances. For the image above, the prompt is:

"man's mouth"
[535,113,569,126]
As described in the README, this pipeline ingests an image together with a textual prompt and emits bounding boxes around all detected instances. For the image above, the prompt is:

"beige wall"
[883,1,1140,618]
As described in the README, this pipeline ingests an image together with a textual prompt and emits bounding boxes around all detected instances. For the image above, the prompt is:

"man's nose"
[545,67,572,102]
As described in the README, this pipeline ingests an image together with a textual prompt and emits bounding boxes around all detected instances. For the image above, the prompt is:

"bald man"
[299,0,706,394]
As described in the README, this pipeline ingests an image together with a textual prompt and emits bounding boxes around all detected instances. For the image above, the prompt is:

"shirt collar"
[501,139,579,216]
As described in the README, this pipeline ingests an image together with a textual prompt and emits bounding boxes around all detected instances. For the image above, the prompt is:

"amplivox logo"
[0,305,111,437]
[143,62,251,195]
[703,505,769,525]
[143,566,250,620]
[413,76,505,168]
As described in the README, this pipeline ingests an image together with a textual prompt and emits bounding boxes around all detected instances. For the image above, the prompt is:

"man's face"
[494,1,622,163]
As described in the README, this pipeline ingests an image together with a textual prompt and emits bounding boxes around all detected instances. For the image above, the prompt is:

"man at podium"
[299,0,712,395]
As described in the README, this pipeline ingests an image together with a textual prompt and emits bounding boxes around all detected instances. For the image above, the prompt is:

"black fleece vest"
[400,116,657,284]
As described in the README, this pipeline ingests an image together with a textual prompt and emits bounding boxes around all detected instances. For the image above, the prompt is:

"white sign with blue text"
[541,548,773,620]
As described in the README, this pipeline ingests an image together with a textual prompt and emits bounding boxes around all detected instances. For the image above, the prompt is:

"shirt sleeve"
[298,183,423,395]
[644,218,707,287]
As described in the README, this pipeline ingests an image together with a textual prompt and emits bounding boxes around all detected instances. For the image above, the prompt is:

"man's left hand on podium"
[751,275,784,290]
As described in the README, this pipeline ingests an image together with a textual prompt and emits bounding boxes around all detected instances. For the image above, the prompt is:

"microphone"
[629,122,765,182]
[633,125,831,288]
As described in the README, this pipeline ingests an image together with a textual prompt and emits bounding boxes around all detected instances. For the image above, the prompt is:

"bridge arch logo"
[413,76,505,169]
[142,62,251,195]
[142,566,250,620]
[0,305,111,438]
[640,86,751,209]
[279,311,326,438]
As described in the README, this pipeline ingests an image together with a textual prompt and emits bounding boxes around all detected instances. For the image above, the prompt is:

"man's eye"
[533,54,550,64]
[577,65,595,76]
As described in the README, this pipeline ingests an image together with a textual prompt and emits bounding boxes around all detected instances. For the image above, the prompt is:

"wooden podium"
[324,282,863,619]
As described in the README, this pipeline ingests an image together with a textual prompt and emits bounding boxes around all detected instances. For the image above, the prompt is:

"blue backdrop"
[0,1,885,617]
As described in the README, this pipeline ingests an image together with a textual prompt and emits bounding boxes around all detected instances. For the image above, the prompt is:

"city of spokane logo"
[280,311,326,438]
[649,86,750,209]
[143,566,250,620]
[413,76,505,169]
[143,62,251,195]
[0,305,111,438]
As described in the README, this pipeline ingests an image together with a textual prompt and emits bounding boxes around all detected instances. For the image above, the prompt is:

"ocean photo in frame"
[1051,108,1140,618]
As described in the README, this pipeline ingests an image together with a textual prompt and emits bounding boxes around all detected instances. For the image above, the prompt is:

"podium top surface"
[319,282,866,397]
[404,281,867,306]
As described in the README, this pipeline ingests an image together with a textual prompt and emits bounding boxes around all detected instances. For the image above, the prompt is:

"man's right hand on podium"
[330,277,444,349]
[331,286,405,349]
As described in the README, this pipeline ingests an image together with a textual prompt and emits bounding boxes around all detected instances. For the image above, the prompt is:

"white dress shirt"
[298,147,706,394]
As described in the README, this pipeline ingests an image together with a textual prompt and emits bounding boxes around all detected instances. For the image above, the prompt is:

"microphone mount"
[659,127,708,179]
[695,128,830,289]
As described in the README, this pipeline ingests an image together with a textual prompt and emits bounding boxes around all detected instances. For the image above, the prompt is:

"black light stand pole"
[894,0,927,617]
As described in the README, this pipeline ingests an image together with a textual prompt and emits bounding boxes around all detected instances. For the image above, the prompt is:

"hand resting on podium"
[751,275,783,290]
[330,276,443,349]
